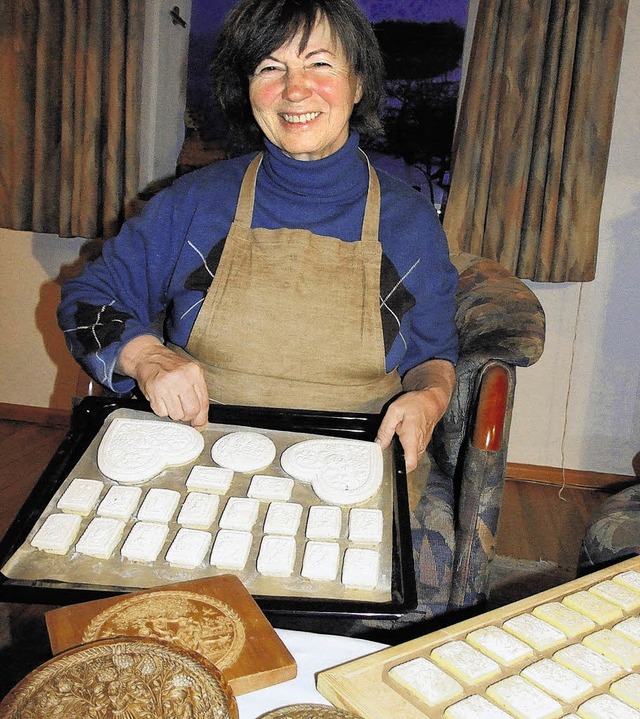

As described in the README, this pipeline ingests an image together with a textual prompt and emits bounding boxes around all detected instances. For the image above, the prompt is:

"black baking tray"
[0,396,417,627]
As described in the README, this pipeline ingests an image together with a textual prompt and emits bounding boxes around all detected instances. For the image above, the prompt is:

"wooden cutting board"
[45,574,296,695]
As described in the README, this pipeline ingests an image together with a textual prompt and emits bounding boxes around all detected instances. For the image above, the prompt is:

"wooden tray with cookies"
[0,396,416,627]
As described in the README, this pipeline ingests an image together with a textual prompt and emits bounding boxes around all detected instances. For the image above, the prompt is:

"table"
[236,629,388,718]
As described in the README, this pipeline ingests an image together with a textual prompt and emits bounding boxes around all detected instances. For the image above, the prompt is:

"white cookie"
[257,535,297,577]
[341,547,379,590]
[137,488,181,524]
[263,501,303,536]
[281,438,383,505]
[211,431,276,473]
[210,529,253,570]
[165,528,212,568]
[57,478,104,516]
[177,492,219,529]
[121,521,169,562]
[218,496,260,531]
[301,541,340,581]
[31,513,82,555]
[348,507,383,543]
[98,417,205,484]
[306,505,342,539]
[247,474,294,501]
[75,517,126,559]
[186,465,234,494]
[96,485,142,520]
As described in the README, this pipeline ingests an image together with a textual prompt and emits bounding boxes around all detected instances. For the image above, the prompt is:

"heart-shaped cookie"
[280,438,383,505]
[97,417,205,484]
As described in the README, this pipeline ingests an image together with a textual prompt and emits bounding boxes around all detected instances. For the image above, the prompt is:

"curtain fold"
[0,0,143,239]
[444,0,628,282]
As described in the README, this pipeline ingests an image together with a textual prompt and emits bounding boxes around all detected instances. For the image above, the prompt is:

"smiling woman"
[58,0,461,628]
[247,19,363,161]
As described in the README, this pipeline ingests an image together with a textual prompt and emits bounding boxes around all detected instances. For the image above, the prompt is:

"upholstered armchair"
[401,251,545,629]
[579,484,640,571]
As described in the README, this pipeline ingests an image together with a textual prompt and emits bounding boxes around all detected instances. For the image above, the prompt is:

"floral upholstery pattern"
[579,484,640,569]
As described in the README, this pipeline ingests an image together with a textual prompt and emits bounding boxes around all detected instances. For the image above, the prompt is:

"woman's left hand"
[375,359,456,472]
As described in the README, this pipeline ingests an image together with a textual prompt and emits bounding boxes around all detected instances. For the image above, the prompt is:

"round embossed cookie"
[211,431,277,473]
[257,704,360,719]
[0,637,238,719]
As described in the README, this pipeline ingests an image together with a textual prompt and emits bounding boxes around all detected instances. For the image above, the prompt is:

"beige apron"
[178,152,402,413]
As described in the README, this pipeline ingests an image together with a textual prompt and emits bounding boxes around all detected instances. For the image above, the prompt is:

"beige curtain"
[0,1,143,239]
[444,0,628,281]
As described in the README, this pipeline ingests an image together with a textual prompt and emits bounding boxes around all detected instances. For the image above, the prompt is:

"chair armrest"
[450,252,545,368]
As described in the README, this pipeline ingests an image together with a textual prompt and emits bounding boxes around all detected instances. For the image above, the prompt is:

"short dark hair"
[210,0,385,149]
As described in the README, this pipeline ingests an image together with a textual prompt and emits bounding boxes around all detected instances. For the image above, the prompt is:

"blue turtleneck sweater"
[58,133,459,394]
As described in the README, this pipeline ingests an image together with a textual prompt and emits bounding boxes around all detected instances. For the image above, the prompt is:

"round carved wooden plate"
[257,704,360,719]
[0,636,238,719]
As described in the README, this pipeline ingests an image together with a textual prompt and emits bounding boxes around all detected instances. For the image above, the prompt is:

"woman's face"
[248,16,363,161]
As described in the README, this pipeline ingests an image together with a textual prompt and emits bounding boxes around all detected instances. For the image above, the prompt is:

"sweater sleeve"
[57,188,187,393]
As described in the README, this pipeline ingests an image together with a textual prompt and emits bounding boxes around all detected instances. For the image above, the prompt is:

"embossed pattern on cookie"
[57,478,104,516]
[281,439,383,505]
[30,513,82,555]
[97,417,205,484]
[96,485,142,520]
[186,465,235,493]
[75,517,126,559]
[121,521,169,563]
[263,501,303,536]
[211,431,276,473]
[166,528,212,568]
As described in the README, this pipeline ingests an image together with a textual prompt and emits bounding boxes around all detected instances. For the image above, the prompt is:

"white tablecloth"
[236,629,388,718]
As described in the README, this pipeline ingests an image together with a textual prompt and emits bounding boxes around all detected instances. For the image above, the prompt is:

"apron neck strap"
[233,149,381,245]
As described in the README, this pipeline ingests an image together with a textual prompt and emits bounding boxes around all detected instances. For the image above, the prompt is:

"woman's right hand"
[117,336,209,430]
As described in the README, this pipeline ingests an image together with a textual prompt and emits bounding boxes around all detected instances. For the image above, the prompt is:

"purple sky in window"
[190,0,469,38]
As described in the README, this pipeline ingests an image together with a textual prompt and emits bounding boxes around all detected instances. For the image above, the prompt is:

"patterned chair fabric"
[579,484,640,570]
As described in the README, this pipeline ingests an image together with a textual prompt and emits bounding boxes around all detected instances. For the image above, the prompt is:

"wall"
[0,2,638,478]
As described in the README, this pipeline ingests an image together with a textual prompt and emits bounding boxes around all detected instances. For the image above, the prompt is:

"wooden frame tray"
[316,555,640,718]
[0,396,416,627]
